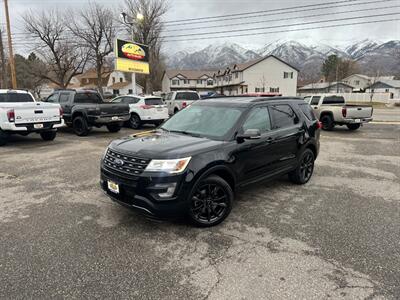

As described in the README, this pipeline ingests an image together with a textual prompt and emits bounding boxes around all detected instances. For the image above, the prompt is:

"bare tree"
[23,10,88,88]
[122,0,169,93]
[67,3,115,95]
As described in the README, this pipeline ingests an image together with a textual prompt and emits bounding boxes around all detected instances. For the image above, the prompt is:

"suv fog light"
[155,183,177,199]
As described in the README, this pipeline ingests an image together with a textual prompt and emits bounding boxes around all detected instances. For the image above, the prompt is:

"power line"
[162,0,361,24]
[162,18,399,43]
[161,0,393,26]
[161,12,400,39]
[163,4,400,33]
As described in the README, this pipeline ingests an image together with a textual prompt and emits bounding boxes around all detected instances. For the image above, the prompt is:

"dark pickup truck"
[45,90,130,136]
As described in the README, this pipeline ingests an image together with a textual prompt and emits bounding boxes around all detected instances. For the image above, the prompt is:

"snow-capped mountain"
[165,39,399,81]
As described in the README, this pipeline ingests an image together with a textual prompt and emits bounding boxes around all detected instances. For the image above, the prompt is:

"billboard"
[114,39,150,74]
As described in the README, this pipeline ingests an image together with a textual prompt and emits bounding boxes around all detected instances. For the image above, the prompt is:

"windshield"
[0,93,35,103]
[161,104,243,140]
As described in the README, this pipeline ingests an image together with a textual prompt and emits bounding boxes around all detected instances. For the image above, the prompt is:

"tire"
[40,131,57,141]
[154,120,163,127]
[320,115,334,131]
[347,123,361,131]
[72,116,90,136]
[0,130,9,146]
[174,108,179,115]
[129,114,141,129]
[289,149,315,185]
[188,175,233,227]
[106,124,121,133]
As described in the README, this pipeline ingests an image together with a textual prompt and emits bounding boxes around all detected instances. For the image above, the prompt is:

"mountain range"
[165,39,400,82]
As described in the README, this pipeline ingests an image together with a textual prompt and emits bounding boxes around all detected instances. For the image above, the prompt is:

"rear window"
[298,103,316,121]
[0,93,34,103]
[176,92,199,100]
[145,98,163,105]
[74,93,103,104]
[322,96,345,104]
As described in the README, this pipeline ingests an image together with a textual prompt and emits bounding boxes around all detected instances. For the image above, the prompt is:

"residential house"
[297,82,354,96]
[162,55,299,96]
[342,74,395,91]
[162,70,216,93]
[366,79,400,99]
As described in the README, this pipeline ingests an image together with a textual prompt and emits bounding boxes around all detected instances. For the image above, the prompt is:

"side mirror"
[237,129,261,143]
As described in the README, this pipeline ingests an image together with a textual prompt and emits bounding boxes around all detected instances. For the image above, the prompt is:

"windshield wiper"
[169,130,202,138]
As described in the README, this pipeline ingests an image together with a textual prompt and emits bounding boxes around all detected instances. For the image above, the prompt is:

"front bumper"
[2,119,65,132]
[91,114,130,124]
[100,166,192,218]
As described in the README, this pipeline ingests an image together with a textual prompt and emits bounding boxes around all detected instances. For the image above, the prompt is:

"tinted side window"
[112,97,123,103]
[310,96,320,105]
[242,107,271,133]
[0,93,35,102]
[74,93,103,103]
[322,96,345,104]
[176,92,199,100]
[269,105,298,129]
[303,96,311,103]
[299,103,316,121]
[123,97,140,104]
[59,93,70,103]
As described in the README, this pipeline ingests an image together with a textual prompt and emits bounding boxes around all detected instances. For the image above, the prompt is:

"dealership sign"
[114,39,150,74]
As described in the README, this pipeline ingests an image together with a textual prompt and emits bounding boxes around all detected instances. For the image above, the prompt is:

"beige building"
[342,74,395,91]
[162,55,299,96]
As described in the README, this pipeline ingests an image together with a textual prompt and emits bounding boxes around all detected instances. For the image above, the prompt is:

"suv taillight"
[317,121,323,129]
[342,107,347,118]
[182,101,187,108]
[7,109,15,122]
[140,105,154,109]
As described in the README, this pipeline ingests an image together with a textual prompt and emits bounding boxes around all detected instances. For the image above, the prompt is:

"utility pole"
[0,29,6,88]
[4,0,17,89]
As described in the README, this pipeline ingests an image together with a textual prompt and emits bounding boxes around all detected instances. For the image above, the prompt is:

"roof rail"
[250,96,303,102]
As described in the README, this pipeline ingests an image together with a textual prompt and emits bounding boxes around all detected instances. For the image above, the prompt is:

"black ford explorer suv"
[45,90,130,136]
[100,97,321,226]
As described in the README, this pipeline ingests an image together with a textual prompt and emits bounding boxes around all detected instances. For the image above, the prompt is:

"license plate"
[111,116,119,121]
[34,123,44,129]
[354,119,361,123]
[107,181,120,194]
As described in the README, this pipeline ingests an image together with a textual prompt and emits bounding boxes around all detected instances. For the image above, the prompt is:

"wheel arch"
[194,165,236,192]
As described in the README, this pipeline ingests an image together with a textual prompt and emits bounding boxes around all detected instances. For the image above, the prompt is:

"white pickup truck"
[304,94,373,131]
[164,90,201,115]
[0,89,64,146]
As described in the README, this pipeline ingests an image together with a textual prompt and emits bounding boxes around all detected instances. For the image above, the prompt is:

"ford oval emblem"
[114,158,124,166]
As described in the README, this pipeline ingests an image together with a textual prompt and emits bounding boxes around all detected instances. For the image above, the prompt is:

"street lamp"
[120,11,144,95]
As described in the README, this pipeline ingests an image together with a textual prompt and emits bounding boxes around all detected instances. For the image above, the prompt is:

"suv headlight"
[145,157,191,174]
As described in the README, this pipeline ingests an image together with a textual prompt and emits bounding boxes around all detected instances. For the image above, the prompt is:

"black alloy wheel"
[129,114,141,129]
[189,175,233,227]
[73,116,90,136]
[289,149,315,184]
[320,115,334,131]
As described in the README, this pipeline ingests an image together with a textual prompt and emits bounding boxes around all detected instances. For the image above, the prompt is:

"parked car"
[112,95,168,129]
[100,96,320,227]
[0,89,64,146]
[45,90,130,136]
[304,94,373,130]
[164,90,201,115]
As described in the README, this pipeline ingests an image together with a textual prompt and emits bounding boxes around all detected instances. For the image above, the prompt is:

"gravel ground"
[0,124,399,299]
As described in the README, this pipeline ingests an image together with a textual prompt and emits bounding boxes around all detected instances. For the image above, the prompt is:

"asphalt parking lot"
[0,124,399,299]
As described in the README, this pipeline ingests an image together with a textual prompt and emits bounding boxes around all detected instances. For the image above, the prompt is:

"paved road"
[373,108,400,122]
[0,124,399,299]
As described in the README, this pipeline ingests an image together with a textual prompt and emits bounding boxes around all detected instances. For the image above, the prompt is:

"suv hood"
[109,130,224,159]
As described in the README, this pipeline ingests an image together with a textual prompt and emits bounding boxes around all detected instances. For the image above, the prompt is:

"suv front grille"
[103,148,151,178]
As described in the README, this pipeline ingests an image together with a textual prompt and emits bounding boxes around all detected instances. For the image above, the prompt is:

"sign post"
[114,39,150,94]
